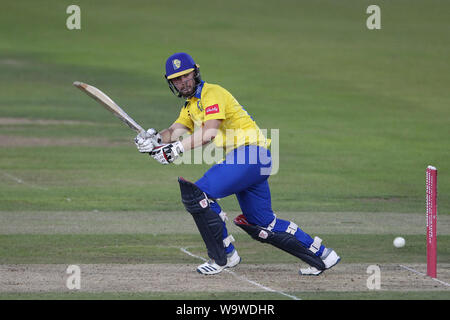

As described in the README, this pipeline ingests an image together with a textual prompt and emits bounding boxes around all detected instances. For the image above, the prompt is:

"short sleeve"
[202,89,226,121]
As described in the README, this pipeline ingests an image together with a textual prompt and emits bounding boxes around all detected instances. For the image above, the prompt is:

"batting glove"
[150,141,184,165]
[134,128,162,153]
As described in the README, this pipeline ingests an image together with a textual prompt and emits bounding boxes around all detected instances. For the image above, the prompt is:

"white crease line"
[1,172,48,190]
[180,247,301,300]
[399,265,450,287]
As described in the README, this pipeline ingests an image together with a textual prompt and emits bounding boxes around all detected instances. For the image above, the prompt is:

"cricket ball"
[393,237,405,248]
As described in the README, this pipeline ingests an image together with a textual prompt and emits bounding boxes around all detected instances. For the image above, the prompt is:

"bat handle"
[144,131,152,139]
[137,129,147,138]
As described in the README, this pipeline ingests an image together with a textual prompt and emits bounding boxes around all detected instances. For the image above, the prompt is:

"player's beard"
[178,79,196,98]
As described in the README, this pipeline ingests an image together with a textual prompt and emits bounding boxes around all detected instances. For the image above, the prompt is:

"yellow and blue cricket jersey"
[174,81,270,152]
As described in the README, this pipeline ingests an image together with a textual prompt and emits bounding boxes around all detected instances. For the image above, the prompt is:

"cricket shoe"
[197,250,241,275]
[299,248,341,276]
[225,249,241,268]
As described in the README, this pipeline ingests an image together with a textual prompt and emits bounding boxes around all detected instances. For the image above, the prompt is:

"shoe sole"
[299,269,322,276]
[196,267,224,275]
[299,256,341,276]
[197,257,241,275]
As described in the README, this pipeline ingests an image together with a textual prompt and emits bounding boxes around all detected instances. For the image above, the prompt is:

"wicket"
[426,165,437,278]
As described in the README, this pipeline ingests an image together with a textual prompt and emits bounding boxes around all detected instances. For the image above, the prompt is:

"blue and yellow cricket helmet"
[164,52,202,98]
[165,52,200,80]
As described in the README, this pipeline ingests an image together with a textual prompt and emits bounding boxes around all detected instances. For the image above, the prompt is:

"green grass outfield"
[0,0,449,300]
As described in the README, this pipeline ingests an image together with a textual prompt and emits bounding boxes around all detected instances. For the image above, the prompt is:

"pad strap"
[223,235,235,247]
[266,215,277,231]
[219,211,228,222]
[286,221,298,235]
[309,236,322,254]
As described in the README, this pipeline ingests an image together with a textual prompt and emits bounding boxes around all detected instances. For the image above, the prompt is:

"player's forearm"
[159,128,183,144]
[159,123,191,144]
[181,127,217,152]
[159,128,173,144]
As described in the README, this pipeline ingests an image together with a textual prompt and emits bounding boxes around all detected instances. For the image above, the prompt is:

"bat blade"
[73,81,145,134]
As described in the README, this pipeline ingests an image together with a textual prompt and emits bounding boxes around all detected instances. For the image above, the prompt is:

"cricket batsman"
[134,52,340,275]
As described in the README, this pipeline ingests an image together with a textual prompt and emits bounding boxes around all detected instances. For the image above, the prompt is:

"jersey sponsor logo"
[205,104,219,115]
[172,59,181,70]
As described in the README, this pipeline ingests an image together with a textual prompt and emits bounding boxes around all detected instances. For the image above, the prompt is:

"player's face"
[171,71,195,97]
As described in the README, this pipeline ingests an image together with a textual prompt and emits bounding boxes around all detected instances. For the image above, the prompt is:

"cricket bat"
[73,81,145,134]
